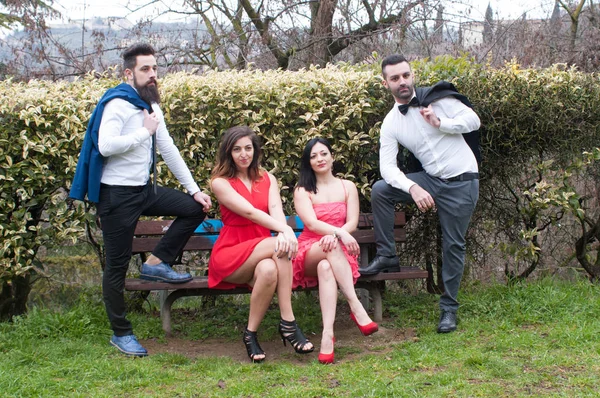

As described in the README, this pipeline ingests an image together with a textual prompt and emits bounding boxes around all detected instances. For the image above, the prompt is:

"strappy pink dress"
[292,183,360,289]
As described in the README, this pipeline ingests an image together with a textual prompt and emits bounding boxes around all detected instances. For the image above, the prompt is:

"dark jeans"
[97,183,206,336]
[371,172,478,312]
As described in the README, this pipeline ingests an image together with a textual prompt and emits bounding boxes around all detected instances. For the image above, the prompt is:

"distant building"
[460,21,485,48]
[460,17,551,49]
[48,16,133,31]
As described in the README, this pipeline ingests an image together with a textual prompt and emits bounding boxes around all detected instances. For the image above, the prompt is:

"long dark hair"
[211,126,263,181]
[296,137,334,194]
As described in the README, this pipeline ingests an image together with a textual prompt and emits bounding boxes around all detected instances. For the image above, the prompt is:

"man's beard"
[393,84,414,102]
[134,75,161,105]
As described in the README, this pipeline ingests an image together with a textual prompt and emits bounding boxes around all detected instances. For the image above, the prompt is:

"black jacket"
[399,81,481,173]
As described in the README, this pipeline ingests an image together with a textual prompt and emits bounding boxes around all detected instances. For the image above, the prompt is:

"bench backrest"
[131,212,406,255]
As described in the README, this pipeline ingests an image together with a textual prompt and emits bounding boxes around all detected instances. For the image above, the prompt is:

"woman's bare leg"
[316,259,336,354]
[225,236,312,350]
[223,240,282,362]
[224,237,279,284]
[227,237,295,319]
[246,259,278,332]
[305,244,373,326]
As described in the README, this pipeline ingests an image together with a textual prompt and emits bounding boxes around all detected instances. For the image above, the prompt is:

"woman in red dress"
[209,126,313,362]
[293,137,378,364]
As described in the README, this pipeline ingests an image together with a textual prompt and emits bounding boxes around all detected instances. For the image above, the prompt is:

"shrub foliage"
[1,57,599,318]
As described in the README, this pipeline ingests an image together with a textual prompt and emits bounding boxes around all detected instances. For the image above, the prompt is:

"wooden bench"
[125,212,428,336]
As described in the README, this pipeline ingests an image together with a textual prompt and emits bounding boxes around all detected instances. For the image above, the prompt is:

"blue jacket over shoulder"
[69,83,151,202]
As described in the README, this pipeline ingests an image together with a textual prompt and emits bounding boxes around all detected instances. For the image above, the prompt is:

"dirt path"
[142,318,417,364]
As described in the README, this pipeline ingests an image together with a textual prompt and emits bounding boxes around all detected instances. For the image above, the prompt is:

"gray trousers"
[371,172,478,312]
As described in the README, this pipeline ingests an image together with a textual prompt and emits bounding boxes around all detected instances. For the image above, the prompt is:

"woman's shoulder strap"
[340,178,348,201]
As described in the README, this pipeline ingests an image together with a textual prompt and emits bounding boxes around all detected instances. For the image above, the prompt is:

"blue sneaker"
[140,262,192,283]
[110,334,148,357]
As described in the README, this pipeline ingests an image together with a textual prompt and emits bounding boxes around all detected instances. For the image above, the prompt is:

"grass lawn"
[1,277,599,397]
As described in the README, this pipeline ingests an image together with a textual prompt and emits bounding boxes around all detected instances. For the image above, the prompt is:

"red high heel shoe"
[350,313,379,336]
[318,337,336,364]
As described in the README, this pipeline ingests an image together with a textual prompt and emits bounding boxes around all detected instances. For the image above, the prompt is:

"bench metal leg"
[358,245,377,317]
[159,290,169,313]
[357,288,370,311]
[160,290,188,337]
[368,285,383,322]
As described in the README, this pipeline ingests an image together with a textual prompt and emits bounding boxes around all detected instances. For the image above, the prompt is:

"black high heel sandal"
[243,328,265,363]
[278,319,314,354]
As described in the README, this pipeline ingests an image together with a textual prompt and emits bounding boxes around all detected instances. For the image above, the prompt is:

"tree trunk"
[239,0,290,69]
[309,0,338,67]
[558,0,586,50]
[575,215,600,282]
[0,274,32,321]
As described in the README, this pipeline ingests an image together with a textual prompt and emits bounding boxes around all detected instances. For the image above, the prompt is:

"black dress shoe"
[359,255,400,276]
[437,311,457,333]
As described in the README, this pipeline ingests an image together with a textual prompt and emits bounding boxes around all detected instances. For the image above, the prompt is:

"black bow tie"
[398,97,420,115]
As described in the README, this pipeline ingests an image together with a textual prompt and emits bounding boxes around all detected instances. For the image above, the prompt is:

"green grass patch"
[1,277,600,397]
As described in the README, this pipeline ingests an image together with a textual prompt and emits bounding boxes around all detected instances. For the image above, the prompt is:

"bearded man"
[70,43,212,356]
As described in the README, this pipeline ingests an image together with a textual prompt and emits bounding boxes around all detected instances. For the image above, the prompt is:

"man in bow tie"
[360,54,481,334]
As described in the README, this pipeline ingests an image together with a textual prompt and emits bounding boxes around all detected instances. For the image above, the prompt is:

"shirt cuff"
[187,185,201,196]
[387,175,416,193]
[438,117,447,132]
[399,179,417,193]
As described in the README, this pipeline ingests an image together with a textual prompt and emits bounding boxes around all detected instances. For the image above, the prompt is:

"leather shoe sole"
[359,265,400,276]
[437,324,457,333]
[139,273,192,284]
[140,262,192,283]
[110,340,148,357]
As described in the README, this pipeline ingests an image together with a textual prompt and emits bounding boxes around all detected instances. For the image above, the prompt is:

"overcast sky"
[52,0,555,23]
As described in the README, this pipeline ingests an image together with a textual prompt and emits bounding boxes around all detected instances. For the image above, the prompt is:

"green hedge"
[2,57,600,313]
[157,65,388,208]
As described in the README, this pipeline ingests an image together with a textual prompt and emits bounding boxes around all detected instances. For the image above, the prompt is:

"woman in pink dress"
[293,137,378,364]
[209,126,313,363]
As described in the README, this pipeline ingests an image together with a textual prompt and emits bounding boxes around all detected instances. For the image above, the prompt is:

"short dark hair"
[381,54,408,77]
[296,137,334,194]
[122,43,156,71]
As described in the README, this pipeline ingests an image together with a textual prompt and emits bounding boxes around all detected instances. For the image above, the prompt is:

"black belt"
[100,183,146,193]
[440,172,479,183]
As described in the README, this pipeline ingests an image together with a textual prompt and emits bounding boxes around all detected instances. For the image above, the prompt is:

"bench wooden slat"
[135,219,224,236]
[132,236,217,254]
[133,223,406,253]
[356,268,428,281]
[353,229,405,244]
[126,277,205,291]
[125,267,427,292]
[134,213,405,236]
[356,212,405,228]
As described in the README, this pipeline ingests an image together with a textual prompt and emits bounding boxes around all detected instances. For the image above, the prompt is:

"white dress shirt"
[379,95,481,193]
[98,99,200,195]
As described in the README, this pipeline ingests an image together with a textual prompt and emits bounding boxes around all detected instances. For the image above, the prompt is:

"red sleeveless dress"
[292,181,360,289]
[208,172,272,289]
